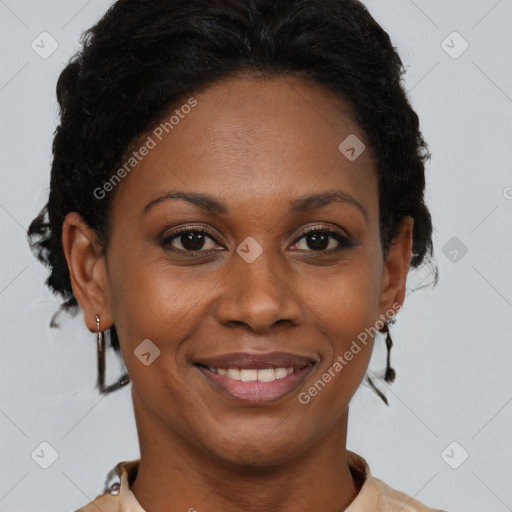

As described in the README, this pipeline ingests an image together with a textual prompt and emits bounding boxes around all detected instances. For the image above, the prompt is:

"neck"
[130,388,360,512]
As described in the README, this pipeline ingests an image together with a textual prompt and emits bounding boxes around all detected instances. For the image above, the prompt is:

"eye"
[290,225,355,253]
[160,224,355,256]
[160,227,223,254]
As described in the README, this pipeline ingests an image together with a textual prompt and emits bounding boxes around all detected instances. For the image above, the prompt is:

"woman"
[27,0,445,510]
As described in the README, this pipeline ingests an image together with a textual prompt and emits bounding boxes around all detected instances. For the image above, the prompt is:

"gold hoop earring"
[96,315,130,394]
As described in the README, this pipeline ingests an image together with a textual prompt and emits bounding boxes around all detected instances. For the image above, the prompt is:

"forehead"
[109,75,378,225]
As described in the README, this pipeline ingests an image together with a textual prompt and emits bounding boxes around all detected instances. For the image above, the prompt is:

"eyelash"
[293,225,355,252]
[160,224,355,256]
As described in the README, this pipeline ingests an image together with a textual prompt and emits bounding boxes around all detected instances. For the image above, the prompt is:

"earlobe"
[61,212,113,332]
[378,216,414,315]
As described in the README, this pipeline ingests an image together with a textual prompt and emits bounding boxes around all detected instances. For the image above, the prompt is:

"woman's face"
[65,75,412,467]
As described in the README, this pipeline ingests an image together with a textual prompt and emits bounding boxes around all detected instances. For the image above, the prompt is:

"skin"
[62,74,413,512]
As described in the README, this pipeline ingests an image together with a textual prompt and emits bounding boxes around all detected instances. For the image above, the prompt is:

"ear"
[61,212,113,333]
[378,216,414,317]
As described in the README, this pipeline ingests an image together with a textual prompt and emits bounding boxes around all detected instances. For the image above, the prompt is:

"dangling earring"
[96,315,130,394]
[366,317,397,406]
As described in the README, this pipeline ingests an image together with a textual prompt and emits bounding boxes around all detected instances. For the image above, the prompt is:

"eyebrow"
[142,189,368,223]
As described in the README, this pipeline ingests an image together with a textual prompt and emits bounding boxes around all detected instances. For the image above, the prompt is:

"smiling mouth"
[194,362,316,404]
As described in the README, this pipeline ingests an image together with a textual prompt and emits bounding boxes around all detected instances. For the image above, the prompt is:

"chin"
[202,427,309,468]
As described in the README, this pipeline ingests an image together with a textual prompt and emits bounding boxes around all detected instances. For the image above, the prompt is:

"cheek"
[297,290,377,423]
[312,255,381,341]
[107,258,205,425]
[106,244,218,376]
[305,259,380,391]
[107,236,200,329]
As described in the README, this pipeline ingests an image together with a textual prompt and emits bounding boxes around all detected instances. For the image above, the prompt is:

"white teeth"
[226,368,241,380]
[257,368,277,382]
[208,367,295,382]
[275,367,288,379]
[240,369,258,382]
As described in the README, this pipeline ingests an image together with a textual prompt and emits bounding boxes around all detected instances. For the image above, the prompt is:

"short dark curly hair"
[28,0,438,397]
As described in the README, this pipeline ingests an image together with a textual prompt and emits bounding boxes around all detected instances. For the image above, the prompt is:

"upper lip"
[194,351,318,370]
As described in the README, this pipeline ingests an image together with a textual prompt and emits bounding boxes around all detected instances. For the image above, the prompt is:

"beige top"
[75,451,447,511]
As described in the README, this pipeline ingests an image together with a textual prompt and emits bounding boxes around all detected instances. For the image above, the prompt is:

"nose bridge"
[215,238,303,331]
[238,240,282,294]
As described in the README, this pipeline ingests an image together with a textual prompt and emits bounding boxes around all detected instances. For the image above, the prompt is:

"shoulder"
[346,451,448,512]
[73,460,143,512]
[368,475,448,512]
[74,491,119,512]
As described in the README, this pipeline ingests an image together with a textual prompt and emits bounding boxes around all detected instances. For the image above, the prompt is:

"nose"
[215,248,304,334]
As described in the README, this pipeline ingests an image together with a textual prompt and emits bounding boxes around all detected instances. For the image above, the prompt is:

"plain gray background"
[1,1,511,511]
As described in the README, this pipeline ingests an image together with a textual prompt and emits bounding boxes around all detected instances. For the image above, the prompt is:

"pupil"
[308,232,328,251]
[182,232,205,250]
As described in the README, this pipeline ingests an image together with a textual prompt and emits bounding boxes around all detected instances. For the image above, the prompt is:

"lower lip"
[196,365,315,405]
